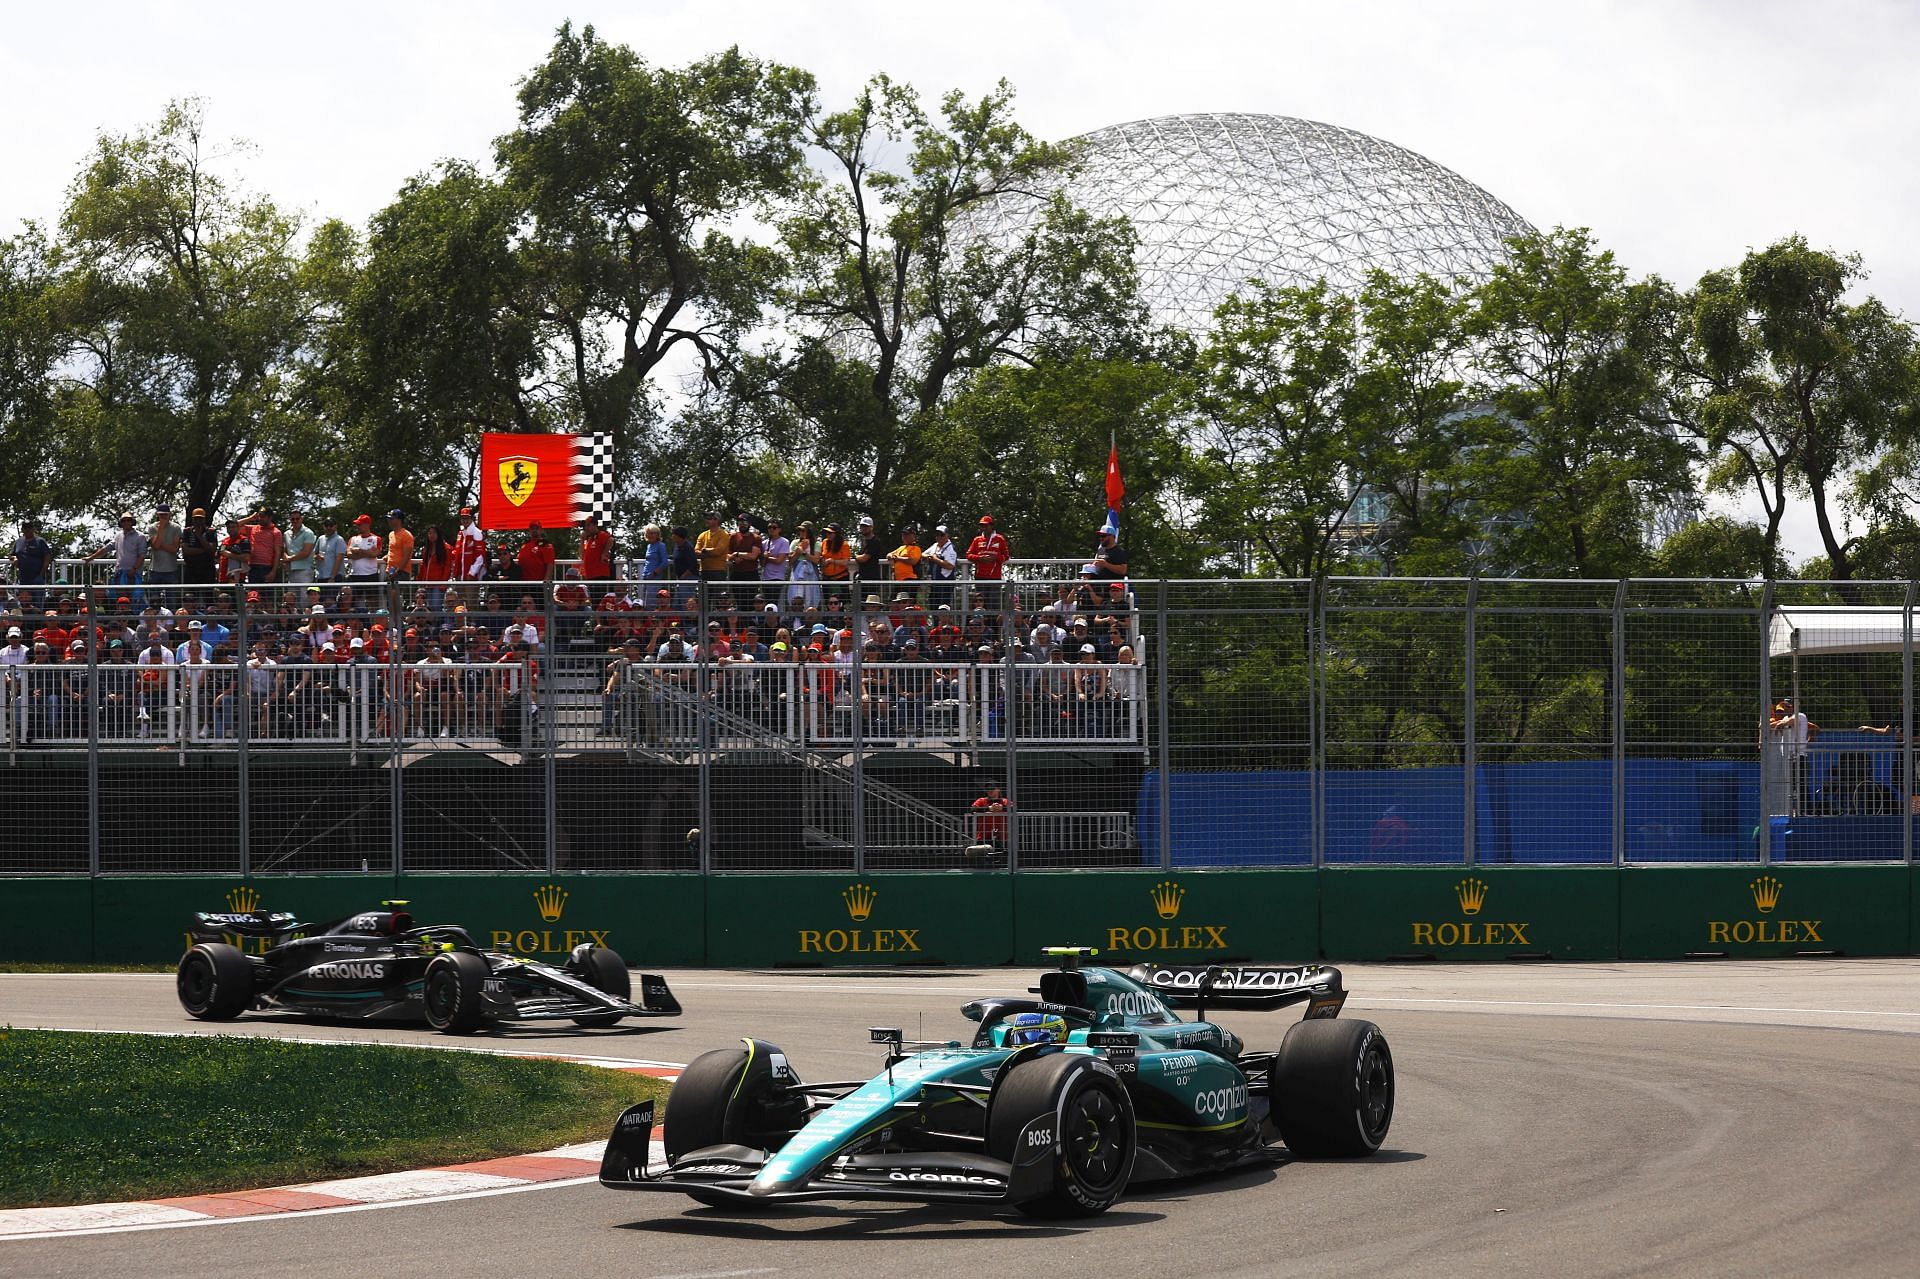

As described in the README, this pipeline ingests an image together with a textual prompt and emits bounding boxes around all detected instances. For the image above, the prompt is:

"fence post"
[1757,581,1773,867]
[543,584,559,875]
[851,593,866,875]
[1462,575,1478,867]
[1004,600,1020,876]
[1156,579,1171,871]
[86,613,100,876]
[1310,577,1325,869]
[1904,580,1914,867]
[237,588,251,878]
[696,582,713,876]
[1612,579,1627,868]
[388,579,404,875]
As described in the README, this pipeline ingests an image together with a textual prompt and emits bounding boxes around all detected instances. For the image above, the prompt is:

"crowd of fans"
[3,506,1142,747]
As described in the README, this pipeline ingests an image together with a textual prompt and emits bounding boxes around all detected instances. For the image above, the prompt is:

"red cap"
[978,515,994,524]
[459,507,473,516]
[354,513,372,525]
[245,591,261,602]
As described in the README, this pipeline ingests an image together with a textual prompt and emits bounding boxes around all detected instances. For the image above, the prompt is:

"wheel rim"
[424,970,456,1023]
[1358,1045,1393,1141]
[179,956,212,1010]
[1063,1086,1126,1189]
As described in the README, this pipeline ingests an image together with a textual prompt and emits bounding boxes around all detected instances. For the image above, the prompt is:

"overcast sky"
[4,0,1914,560]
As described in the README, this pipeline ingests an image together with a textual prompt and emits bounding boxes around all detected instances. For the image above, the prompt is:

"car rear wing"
[1125,963,1347,1020]
[188,910,305,944]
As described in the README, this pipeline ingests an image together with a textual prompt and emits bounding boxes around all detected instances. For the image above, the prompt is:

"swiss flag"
[481,433,581,530]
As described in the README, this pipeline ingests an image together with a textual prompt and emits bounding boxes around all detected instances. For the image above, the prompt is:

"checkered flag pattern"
[572,433,614,525]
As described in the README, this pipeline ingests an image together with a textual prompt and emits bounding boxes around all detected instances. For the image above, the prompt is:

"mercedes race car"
[600,947,1393,1216]
[176,902,680,1033]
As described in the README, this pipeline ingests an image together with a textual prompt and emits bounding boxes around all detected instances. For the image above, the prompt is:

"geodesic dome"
[990,112,1536,332]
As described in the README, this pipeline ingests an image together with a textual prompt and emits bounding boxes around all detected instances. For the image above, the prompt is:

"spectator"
[10,520,52,609]
[147,507,183,592]
[1764,698,1818,816]
[726,514,762,599]
[247,510,284,584]
[694,513,729,590]
[1072,643,1107,735]
[346,515,382,585]
[219,519,250,587]
[971,780,1011,847]
[923,525,959,608]
[818,523,852,591]
[760,518,791,594]
[965,516,1009,614]
[416,524,452,608]
[281,510,317,585]
[385,510,415,582]
[787,520,820,608]
[668,526,698,602]
[515,521,555,582]
[601,637,648,737]
[315,515,348,586]
[885,526,923,593]
[852,516,881,584]
[1369,805,1413,854]
[1091,525,1129,580]
[413,642,462,736]
[580,514,615,581]
[455,508,487,582]
[181,509,219,594]
[639,524,670,582]
[88,513,148,597]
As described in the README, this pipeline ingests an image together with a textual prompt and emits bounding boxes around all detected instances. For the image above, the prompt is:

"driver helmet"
[1006,1011,1068,1047]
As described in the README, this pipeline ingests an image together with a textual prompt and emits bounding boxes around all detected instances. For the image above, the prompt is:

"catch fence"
[1,577,1913,874]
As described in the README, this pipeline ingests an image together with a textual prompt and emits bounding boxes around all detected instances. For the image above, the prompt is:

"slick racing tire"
[570,946,631,1027]
[665,1044,805,1208]
[177,943,253,1021]
[1271,1018,1394,1157]
[988,1052,1136,1218]
[422,951,489,1034]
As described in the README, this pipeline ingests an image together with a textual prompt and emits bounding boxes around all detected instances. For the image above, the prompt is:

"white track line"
[1353,996,1920,1019]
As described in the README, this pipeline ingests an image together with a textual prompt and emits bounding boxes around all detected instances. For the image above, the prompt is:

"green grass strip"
[0,1028,668,1208]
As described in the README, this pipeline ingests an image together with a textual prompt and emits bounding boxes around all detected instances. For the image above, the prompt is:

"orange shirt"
[385,527,415,574]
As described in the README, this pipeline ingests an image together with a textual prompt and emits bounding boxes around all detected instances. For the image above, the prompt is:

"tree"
[1681,237,1917,581]
[15,101,329,521]
[1187,280,1360,579]
[1465,228,1694,577]
[0,227,59,512]
[748,74,1144,533]
[496,24,815,445]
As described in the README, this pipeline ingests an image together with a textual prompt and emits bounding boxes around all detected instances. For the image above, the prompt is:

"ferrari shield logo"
[498,456,538,507]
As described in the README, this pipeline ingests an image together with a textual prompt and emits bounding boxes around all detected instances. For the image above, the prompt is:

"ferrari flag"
[479,433,614,530]
[1103,435,1125,537]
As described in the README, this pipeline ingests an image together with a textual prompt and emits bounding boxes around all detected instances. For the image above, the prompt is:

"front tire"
[571,946,630,1027]
[664,1044,805,1208]
[1271,1018,1395,1157]
[423,951,489,1034]
[177,943,253,1020]
[988,1052,1136,1218]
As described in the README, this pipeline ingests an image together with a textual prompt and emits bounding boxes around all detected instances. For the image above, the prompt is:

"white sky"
[5,0,1915,562]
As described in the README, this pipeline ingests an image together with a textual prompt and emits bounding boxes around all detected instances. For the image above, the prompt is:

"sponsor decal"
[887,1171,1004,1185]
[497,455,538,507]
[677,1163,747,1175]
[1707,875,1822,945]
[1025,1126,1054,1149]
[228,886,261,913]
[1102,990,1167,1019]
[1193,1082,1249,1122]
[488,882,614,958]
[1105,879,1230,954]
[796,882,922,955]
[1146,965,1329,993]
[618,1103,655,1130]
[184,888,304,955]
[1410,877,1533,948]
[307,961,387,981]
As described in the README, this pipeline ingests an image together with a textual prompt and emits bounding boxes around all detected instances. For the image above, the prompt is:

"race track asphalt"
[6,960,1920,1278]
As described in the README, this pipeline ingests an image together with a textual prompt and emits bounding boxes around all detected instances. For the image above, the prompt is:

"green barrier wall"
[1013,871,1318,965]
[1320,867,1620,961]
[92,875,390,964]
[1618,865,1911,958]
[705,874,1013,967]
[395,875,706,967]
[0,878,94,964]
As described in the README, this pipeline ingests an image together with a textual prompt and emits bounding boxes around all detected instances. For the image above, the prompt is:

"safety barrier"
[12,865,1916,966]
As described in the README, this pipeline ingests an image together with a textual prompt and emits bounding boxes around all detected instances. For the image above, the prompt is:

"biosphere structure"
[995,112,1536,332]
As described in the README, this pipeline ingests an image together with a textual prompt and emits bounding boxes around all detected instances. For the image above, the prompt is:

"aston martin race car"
[176,902,680,1033]
[600,947,1392,1216]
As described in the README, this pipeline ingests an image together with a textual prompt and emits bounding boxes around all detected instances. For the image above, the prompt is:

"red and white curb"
[0,1038,681,1242]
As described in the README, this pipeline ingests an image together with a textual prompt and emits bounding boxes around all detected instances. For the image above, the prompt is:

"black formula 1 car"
[176,902,680,1033]
[600,947,1393,1216]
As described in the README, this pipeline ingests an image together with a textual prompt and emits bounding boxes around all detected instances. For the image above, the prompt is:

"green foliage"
[0,1027,667,1208]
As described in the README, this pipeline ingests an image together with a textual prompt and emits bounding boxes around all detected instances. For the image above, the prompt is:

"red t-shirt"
[580,529,614,580]
[516,539,556,581]
[971,795,1010,842]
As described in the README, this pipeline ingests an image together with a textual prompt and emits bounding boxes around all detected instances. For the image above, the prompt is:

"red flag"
[1105,439,1125,513]
[480,433,580,530]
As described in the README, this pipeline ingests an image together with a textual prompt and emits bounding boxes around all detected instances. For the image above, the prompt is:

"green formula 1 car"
[600,947,1394,1216]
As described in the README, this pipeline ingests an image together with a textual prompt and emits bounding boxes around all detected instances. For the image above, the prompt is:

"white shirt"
[0,642,26,667]
[761,535,791,581]
[925,538,959,580]
[348,533,382,576]
[136,646,176,666]
[246,656,278,694]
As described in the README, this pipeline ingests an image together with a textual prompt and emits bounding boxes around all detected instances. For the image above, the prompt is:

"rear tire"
[571,946,630,1027]
[664,1045,803,1208]
[423,951,489,1034]
[987,1052,1135,1217]
[1271,1018,1394,1157]
[177,943,253,1020]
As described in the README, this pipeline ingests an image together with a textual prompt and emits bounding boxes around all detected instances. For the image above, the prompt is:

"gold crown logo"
[226,885,261,913]
[1750,875,1783,915]
[843,883,878,921]
[1455,877,1488,917]
[533,883,569,922]
[1150,880,1185,920]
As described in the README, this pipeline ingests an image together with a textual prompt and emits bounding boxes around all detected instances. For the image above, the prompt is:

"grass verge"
[0,1028,667,1208]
